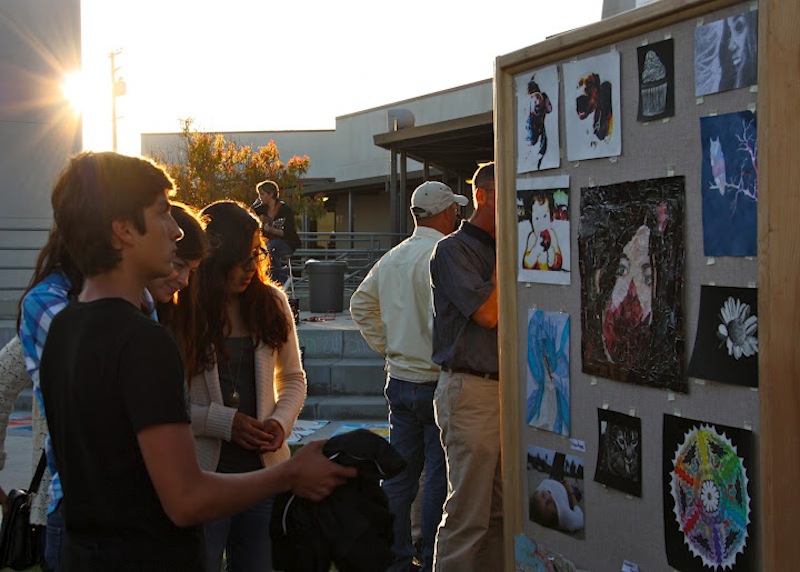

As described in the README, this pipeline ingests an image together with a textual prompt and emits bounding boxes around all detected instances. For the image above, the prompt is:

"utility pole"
[109,49,125,152]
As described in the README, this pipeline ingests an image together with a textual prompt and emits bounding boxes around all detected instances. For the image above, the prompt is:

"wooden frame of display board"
[493,0,799,570]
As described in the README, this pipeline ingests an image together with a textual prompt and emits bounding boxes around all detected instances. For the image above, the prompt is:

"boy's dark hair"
[51,152,175,277]
[529,494,559,528]
[256,180,280,198]
[472,162,495,193]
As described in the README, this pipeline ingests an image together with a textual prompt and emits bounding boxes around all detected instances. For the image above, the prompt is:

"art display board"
[493,1,773,570]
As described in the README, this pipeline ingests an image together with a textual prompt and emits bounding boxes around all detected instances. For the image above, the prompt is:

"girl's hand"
[261,419,286,452]
[231,412,272,451]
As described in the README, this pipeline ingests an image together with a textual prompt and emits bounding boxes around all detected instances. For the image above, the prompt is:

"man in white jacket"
[350,181,467,572]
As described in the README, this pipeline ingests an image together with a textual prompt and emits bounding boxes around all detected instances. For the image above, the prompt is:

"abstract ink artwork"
[695,10,758,97]
[637,38,675,121]
[663,414,756,571]
[700,111,758,257]
[527,445,585,539]
[517,175,570,284]
[563,51,622,161]
[688,285,758,387]
[594,409,642,497]
[515,65,560,173]
[579,176,686,392]
[526,309,570,436]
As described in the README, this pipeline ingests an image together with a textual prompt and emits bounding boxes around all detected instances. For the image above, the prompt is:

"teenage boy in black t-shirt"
[39,152,355,571]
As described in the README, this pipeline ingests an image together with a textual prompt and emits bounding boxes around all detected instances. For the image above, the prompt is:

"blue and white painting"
[700,110,758,256]
[526,310,570,436]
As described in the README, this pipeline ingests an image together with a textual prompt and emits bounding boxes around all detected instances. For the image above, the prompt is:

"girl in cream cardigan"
[184,201,306,572]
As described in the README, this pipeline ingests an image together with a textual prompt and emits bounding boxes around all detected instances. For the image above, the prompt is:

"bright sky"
[77,0,604,155]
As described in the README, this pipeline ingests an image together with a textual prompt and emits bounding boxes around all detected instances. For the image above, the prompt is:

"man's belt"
[442,366,498,381]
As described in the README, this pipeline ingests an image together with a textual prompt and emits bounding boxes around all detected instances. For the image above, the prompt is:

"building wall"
[0,0,82,311]
[332,80,492,182]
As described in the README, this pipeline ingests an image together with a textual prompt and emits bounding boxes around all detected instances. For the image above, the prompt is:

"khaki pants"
[432,370,504,572]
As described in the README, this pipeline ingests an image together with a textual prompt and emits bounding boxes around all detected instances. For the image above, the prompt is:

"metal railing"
[289,231,408,290]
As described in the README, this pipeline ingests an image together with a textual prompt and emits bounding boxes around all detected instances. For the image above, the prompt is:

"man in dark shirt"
[39,152,354,570]
[429,162,502,572]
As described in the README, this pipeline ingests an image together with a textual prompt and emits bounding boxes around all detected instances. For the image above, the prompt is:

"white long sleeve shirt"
[350,226,445,383]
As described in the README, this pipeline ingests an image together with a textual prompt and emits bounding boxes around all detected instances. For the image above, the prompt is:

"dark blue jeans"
[266,238,293,286]
[42,500,66,572]
[383,377,447,572]
[204,496,274,572]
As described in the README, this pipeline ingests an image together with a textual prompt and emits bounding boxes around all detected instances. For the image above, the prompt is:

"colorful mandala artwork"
[666,418,753,570]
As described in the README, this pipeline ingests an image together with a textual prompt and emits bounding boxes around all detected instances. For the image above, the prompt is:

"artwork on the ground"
[517,175,570,284]
[594,409,642,497]
[579,176,686,392]
[563,51,621,161]
[527,445,585,539]
[526,309,570,436]
[637,38,675,121]
[663,414,756,571]
[688,285,758,387]
[515,65,560,173]
[514,534,576,572]
[700,110,758,257]
[695,9,758,97]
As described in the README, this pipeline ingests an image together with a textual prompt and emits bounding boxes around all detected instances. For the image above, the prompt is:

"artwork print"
[695,10,758,97]
[514,534,576,572]
[663,414,757,571]
[594,409,642,497]
[526,309,570,436]
[517,176,570,284]
[688,285,758,387]
[527,446,585,539]
[563,51,621,161]
[579,176,686,392]
[637,38,675,121]
[515,65,560,173]
[700,111,758,257]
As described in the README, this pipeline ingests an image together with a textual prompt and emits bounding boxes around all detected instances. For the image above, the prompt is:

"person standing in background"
[429,162,502,572]
[253,180,301,287]
[350,181,467,572]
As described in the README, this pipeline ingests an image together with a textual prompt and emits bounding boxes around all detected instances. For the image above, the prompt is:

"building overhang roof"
[372,111,494,180]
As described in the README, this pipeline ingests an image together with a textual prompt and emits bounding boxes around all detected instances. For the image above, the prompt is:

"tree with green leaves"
[155,118,326,221]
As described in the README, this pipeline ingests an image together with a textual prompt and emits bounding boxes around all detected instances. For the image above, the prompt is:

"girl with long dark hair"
[185,200,306,571]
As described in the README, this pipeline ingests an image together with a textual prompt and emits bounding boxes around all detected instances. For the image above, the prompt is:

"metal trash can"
[305,260,347,313]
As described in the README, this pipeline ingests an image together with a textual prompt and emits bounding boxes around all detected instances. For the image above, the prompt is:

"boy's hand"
[287,440,356,501]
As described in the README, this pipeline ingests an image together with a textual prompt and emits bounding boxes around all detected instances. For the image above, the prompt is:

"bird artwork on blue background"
[709,136,727,195]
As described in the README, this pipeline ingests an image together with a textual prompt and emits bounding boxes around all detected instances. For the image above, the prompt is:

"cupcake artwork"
[637,39,674,121]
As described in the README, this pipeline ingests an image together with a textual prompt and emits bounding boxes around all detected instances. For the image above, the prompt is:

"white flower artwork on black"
[688,285,758,387]
[717,296,758,360]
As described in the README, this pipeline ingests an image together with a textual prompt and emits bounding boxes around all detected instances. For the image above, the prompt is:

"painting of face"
[695,9,758,96]
[579,176,686,392]
[515,64,560,173]
[517,175,570,285]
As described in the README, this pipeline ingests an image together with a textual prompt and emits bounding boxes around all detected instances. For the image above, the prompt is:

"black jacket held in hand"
[271,429,407,572]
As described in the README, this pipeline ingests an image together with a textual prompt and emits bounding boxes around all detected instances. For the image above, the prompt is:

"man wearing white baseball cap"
[350,180,467,572]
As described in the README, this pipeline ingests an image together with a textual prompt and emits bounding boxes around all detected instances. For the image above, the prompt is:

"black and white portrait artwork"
[594,409,642,497]
[695,10,758,97]
[637,39,674,121]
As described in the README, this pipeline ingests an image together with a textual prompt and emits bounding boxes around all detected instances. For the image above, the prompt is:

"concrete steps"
[296,311,388,421]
